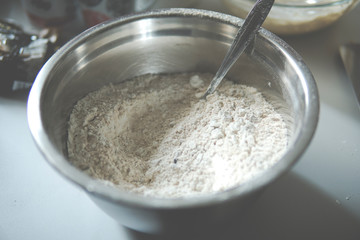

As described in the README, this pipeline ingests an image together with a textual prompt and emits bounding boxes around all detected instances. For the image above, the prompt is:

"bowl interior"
[28,9,318,206]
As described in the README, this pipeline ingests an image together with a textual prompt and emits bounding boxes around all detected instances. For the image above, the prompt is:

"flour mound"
[67,73,288,198]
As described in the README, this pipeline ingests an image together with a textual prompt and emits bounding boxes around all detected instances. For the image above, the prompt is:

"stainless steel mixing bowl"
[27,8,319,235]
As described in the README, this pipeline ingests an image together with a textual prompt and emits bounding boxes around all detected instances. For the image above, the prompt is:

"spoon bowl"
[203,0,274,98]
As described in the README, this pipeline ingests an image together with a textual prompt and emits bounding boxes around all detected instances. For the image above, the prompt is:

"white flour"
[67,73,289,198]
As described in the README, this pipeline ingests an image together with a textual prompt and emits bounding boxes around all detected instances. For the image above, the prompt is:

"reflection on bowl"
[222,0,360,35]
[27,9,319,235]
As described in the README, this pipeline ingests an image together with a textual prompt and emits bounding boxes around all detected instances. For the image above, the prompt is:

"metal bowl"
[222,0,360,35]
[27,9,319,235]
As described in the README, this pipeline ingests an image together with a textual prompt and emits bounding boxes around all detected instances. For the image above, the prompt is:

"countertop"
[1,1,360,239]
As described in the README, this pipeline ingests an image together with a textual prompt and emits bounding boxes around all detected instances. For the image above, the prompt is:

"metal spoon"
[202,0,274,99]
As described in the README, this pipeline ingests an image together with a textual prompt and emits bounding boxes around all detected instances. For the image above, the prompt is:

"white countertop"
[1,1,360,239]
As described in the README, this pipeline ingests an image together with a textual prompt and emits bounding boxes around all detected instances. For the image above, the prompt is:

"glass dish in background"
[222,0,360,35]
[152,0,199,8]
[79,0,156,27]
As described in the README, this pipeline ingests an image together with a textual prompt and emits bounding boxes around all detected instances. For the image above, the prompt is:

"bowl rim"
[27,8,319,209]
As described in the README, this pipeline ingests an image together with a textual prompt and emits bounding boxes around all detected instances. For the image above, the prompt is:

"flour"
[67,73,289,198]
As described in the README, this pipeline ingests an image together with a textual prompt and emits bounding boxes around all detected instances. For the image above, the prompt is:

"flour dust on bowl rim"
[27,8,319,234]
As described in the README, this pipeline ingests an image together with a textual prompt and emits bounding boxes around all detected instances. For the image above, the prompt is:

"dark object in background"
[0,19,57,96]
[21,0,77,27]
[0,0,156,96]
[340,43,360,109]
[79,0,155,27]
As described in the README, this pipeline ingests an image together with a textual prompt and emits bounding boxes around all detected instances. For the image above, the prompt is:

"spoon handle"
[202,0,274,99]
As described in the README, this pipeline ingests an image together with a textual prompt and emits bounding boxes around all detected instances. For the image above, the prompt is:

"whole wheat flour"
[67,73,289,198]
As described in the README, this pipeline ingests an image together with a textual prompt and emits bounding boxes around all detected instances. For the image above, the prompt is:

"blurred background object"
[1,0,159,95]
[21,0,77,27]
[222,0,360,35]
[0,19,58,95]
[339,43,360,108]
[152,0,200,8]
[79,0,156,27]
